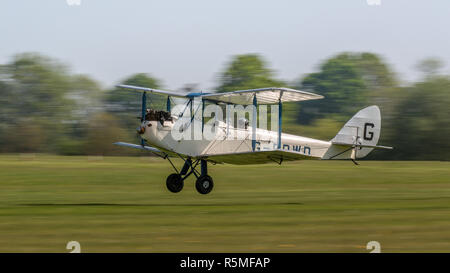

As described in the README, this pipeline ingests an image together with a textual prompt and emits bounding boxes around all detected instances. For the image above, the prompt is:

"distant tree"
[2,53,72,120]
[107,73,163,111]
[297,53,366,124]
[69,74,104,120]
[0,53,106,154]
[295,52,396,124]
[355,53,397,91]
[84,113,133,156]
[416,57,445,79]
[59,74,104,155]
[0,81,13,146]
[387,76,450,160]
[1,120,46,153]
[0,53,76,153]
[106,73,164,129]
[216,54,284,92]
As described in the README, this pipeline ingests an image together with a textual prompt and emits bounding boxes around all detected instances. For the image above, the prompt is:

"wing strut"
[252,94,257,152]
[166,96,171,112]
[278,92,283,149]
[140,91,147,146]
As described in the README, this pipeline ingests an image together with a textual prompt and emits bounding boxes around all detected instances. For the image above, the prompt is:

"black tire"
[166,173,183,193]
[195,175,214,194]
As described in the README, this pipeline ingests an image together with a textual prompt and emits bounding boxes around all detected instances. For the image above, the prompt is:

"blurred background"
[0,0,449,160]
[1,0,450,253]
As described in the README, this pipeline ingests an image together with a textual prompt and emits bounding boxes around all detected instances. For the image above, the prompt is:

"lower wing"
[113,142,173,158]
[199,149,315,165]
[114,142,316,165]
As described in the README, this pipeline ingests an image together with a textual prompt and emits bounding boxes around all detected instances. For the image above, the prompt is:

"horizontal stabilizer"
[332,142,393,150]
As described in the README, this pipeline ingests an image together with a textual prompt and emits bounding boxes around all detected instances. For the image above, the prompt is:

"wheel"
[195,175,214,194]
[166,173,183,193]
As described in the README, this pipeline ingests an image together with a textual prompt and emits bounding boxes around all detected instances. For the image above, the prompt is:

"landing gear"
[195,175,214,194]
[164,157,214,194]
[195,160,213,194]
[166,173,183,193]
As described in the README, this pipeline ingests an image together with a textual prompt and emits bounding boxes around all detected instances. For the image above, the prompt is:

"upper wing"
[117,85,323,105]
[200,149,314,165]
[200,87,323,105]
[117,84,189,98]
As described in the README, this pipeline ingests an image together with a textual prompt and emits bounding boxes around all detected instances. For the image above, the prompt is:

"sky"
[1,0,450,90]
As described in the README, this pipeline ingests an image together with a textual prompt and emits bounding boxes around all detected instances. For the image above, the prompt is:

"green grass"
[0,155,449,252]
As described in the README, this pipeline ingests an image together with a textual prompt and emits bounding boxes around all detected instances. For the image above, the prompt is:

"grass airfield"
[0,155,449,252]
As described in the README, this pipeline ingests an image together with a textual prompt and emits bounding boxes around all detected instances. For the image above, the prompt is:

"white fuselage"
[141,117,332,159]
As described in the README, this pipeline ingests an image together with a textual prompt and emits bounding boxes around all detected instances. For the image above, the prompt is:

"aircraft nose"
[137,122,153,134]
[137,126,145,135]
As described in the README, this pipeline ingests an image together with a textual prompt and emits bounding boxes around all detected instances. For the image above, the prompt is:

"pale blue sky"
[1,0,449,90]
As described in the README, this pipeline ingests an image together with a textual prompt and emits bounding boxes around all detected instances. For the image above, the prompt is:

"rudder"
[323,105,381,160]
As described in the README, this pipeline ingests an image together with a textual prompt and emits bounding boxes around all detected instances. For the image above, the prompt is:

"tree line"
[0,52,448,160]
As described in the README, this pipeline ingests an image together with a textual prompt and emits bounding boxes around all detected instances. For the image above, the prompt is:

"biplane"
[115,85,392,194]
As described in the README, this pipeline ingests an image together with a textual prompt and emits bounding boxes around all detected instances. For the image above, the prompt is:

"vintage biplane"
[115,85,392,194]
